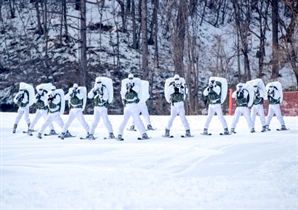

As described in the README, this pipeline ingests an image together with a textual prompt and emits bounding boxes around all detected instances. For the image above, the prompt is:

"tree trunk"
[174,0,186,76]
[271,0,279,79]
[116,0,126,32]
[34,0,43,35]
[153,0,159,68]
[9,0,16,19]
[132,0,137,49]
[141,0,149,80]
[80,0,87,86]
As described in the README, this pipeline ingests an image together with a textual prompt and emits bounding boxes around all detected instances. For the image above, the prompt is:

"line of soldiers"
[12,75,287,140]
[202,77,287,135]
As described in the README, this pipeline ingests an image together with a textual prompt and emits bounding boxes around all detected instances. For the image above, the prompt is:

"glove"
[48,94,53,101]
[126,83,132,90]
[208,82,213,89]
[174,87,179,93]
[92,88,97,95]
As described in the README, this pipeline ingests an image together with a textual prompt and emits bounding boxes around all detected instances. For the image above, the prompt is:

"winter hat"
[95,77,101,83]
[128,73,134,79]
[174,74,180,80]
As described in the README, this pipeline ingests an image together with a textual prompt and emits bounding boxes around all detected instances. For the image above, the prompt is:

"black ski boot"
[185,129,191,137]
[50,129,57,135]
[250,128,255,133]
[60,132,66,140]
[116,134,124,141]
[89,134,95,140]
[223,128,229,135]
[280,125,287,130]
[12,124,17,133]
[28,129,33,136]
[230,128,236,134]
[261,126,266,132]
[109,133,115,139]
[37,133,42,139]
[265,125,271,131]
[65,130,72,137]
[141,133,150,139]
[147,124,154,130]
[128,125,136,131]
[202,128,208,135]
[163,128,170,137]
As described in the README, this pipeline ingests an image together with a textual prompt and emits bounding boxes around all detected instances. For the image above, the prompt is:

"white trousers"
[30,109,54,130]
[118,103,146,136]
[90,106,113,135]
[39,112,64,135]
[130,103,151,126]
[62,108,90,133]
[166,101,190,130]
[14,106,30,125]
[251,104,266,127]
[204,104,228,129]
[266,104,285,126]
[231,107,253,130]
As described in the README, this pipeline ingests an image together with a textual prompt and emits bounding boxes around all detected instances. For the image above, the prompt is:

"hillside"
[0,0,297,114]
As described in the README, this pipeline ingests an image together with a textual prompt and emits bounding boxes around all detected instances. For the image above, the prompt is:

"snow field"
[1,113,297,209]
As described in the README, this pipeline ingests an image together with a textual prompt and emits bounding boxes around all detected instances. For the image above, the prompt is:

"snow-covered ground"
[1,112,297,209]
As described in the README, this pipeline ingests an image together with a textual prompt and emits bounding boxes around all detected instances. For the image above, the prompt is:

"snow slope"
[1,112,297,209]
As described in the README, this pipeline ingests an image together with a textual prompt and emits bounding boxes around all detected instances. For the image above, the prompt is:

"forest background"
[0,0,297,115]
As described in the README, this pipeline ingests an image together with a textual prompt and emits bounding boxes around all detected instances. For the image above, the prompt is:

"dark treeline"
[0,0,297,115]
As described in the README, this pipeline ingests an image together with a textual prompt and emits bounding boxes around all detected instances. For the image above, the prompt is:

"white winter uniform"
[62,88,90,133]
[230,90,254,130]
[251,89,266,127]
[203,85,228,129]
[118,81,146,136]
[130,102,152,127]
[266,88,285,126]
[13,90,31,125]
[88,85,113,135]
[39,93,64,135]
[166,84,190,130]
[29,91,54,131]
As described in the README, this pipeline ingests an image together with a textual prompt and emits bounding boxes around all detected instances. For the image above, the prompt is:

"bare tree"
[271,0,279,79]
[80,0,87,86]
[279,0,298,85]
[231,0,252,81]
[173,0,187,76]
[141,0,149,80]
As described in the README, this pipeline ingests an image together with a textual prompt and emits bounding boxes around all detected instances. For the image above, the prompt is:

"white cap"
[209,77,216,82]
[174,74,180,80]
[19,83,26,90]
[73,83,78,88]
[51,86,56,91]
[95,77,101,83]
[128,73,134,79]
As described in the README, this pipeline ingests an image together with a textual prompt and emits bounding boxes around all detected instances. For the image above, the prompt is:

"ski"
[80,136,97,140]
[201,133,212,136]
[181,135,194,138]
[162,135,174,138]
[137,137,151,140]
[23,130,34,134]
[147,128,157,131]
[115,137,124,141]
[277,128,289,131]
[59,135,76,140]
[219,133,231,135]
[126,128,137,132]
[103,137,115,140]
[44,133,58,136]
